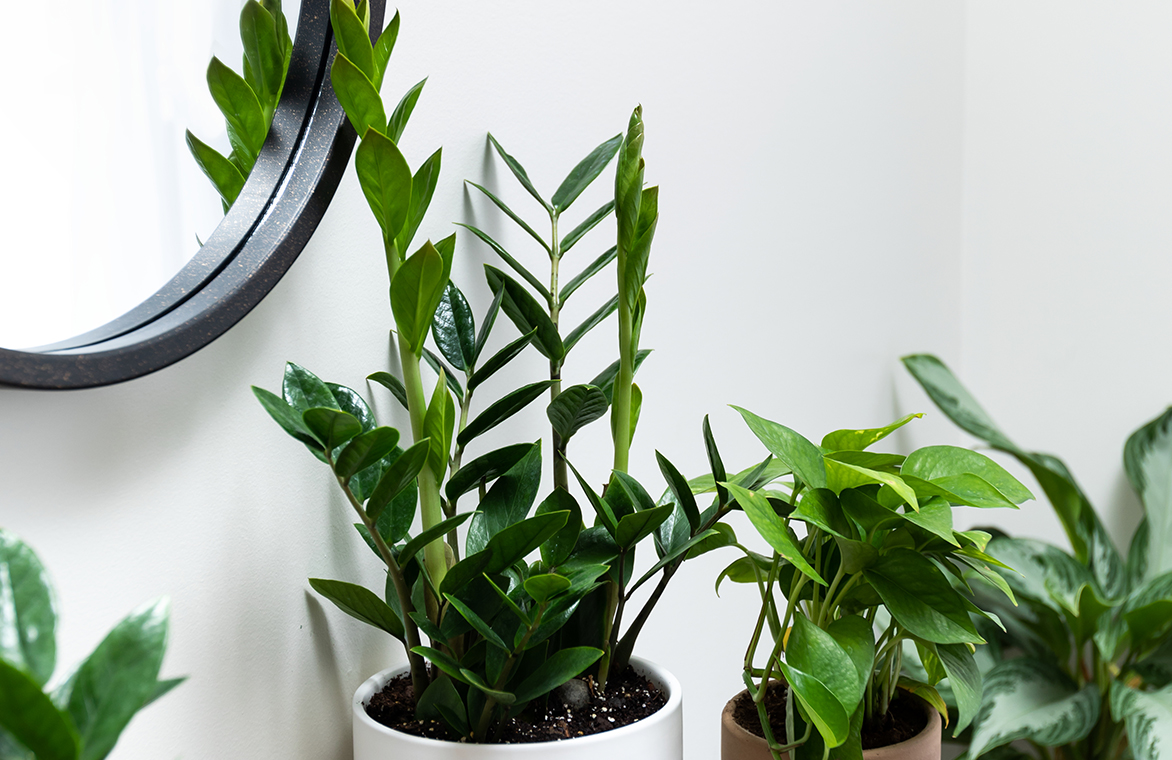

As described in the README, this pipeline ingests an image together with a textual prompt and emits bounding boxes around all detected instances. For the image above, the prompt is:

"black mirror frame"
[0,0,384,390]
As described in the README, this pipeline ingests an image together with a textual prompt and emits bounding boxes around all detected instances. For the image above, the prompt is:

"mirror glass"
[0,0,301,350]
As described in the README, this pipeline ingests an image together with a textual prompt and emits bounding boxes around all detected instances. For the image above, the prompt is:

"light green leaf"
[240,1,285,104]
[386,78,425,144]
[206,57,266,159]
[968,658,1100,758]
[391,241,448,354]
[726,483,825,585]
[787,615,861,715]
[903,446,1033,504]
[900,496,958,546]
[186,130,246,205]
[354,128,411,242]
[329,0,375,81]
[395,147,442,258]
[776,661,850,748]
[821,413,923,452]
[825,458,918,511]
[731,407,827,489]
[372,10,399,87]
[511,647,602,704]
[422,373,455,479]
[330,54,385,139]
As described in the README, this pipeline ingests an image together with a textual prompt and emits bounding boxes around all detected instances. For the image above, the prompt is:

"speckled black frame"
[0,0,383,390]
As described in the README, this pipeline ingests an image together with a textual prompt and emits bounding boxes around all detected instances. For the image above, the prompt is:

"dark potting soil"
[365,666,667,744]
[732,684,927,749]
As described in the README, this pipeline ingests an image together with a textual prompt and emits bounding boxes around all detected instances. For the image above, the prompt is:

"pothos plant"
[253,1,726,742]
[714,407,1033,760]
[187,0,293,212]
[903,354,1172,760]
[0,530,183,760]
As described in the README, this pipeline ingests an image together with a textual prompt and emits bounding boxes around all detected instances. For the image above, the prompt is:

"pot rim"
[353,655,682,751]
[721,685,942,754]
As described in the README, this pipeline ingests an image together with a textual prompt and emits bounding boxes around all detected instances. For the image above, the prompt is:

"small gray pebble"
[553,679,591,709]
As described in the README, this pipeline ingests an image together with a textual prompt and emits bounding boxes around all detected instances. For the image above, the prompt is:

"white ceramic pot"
[353,656,683,760]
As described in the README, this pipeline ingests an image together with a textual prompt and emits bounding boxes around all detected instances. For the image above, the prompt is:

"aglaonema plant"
[903,354,1172,760]
[187,0,293,212]
[715,408,1032,760]
[0,529,183,760]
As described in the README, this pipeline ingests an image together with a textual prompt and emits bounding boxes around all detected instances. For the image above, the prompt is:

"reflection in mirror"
[0,0,300,350]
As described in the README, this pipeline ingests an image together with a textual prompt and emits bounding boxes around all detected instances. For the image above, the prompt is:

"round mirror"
[0,0,376,389]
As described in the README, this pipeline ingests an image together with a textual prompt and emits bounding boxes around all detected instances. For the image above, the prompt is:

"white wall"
[33,1,1170,758]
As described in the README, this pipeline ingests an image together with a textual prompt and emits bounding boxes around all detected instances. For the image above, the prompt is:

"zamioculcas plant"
[716,408,1032,760]
[0,529,183,760]
[903,354,1172,760]
[187,0,293,211]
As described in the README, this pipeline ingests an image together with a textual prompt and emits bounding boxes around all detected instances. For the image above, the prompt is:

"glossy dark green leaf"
[511,647,602,703]
[865,549,983,644]
[590,349,651,404]
[552,134,622,212]
[325,382,375,432]
[536,489,582,568]
[66,599,169,760]
[608,470,657,516]
[240,0,285,103]
[399,512,475,568]
[392,241,448,354]
[282,361,337,415]
[462,226,550,301]
[302,408,362,450]
[726,483,825,584]
[443,595,508,651]
[411,646,469,684]
[547,385,608,442]
[459,670,515,705]
[457,381,553,448]
[467,329,535,391]
[967,658,1100,758]
[523,574,571,605]
[371,10,399,87]
[487,133,550,211]
[445,443,535,503]
[825,615,875,709]
[839,488,903,539]
[430,282,475,373]
[563,296,617,355]
[335,427,400,481]
[415,676,467,736]
[1123,571,1172,645]
[395,147,442,257]
[0,531,56,688]
[485,512,570,574]
[309,579,404,641]
[466,181,550,254]
[206,57,266,158]
[561,205,615,256]
[702,415,729,506]
[439,551,494,597]
[367,372,409,410]
[367,439,429,529]
[791,489,852,539]
[252,387,323,451]
[615,503,673,550]
[467,445,544,552]
[0,659,78,760]
[331,54,385,139]
[655,452,701,533]
[186,130,245,205]
[483,266,562,361]
[329,0,375,80]
[560,245,617,304]
[354,128,411,241]
[732,407,827,490]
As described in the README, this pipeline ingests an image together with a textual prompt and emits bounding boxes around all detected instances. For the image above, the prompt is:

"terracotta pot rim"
[720,686,942,754]
[353,655,682,751]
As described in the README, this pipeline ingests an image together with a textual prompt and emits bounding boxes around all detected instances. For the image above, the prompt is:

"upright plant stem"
[612,278,633,474]
[546,211,569,492]
[387,237,448,602]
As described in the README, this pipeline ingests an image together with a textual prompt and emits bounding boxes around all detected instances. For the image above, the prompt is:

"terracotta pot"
[353,656,683,760]
[720,688,941,760]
